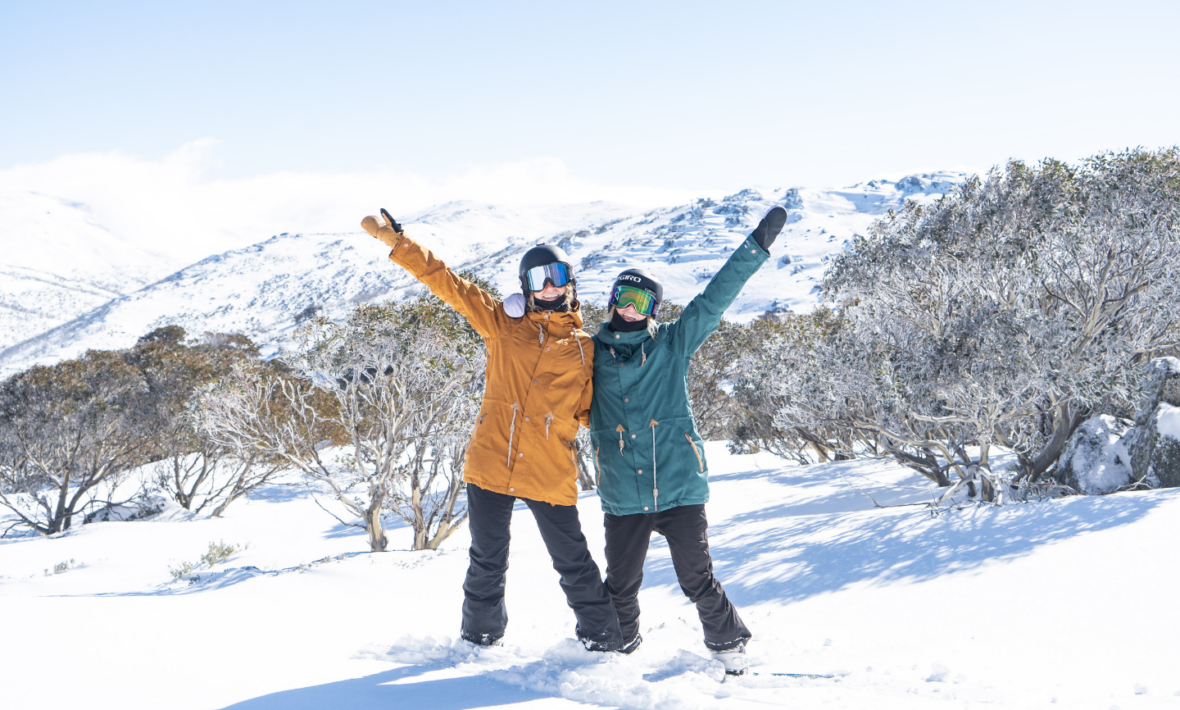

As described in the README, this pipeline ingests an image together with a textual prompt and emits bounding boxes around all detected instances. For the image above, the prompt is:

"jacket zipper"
[650,419,659,511]
[506,403,521,468]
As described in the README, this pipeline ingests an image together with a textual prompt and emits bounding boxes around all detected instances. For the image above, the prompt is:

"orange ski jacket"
[364,220,594,506]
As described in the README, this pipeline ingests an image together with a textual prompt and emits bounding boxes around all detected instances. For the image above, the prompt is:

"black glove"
[380,208,403,233]
[750,206,787,251]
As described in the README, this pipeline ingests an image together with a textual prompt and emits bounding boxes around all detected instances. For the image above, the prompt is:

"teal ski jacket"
[590,234,769,516]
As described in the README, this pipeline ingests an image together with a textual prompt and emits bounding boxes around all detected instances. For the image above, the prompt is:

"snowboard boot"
[711,639,749,676]
[461,630,504,648]
[578,624,624,652]
[750,206,788,251]
[580,633,625,652]
[618,631,643,655]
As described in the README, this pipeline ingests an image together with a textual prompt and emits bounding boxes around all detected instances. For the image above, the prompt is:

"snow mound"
[1058,415,1134,494]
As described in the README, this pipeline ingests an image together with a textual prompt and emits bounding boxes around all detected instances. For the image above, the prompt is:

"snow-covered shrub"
[168,560,197,580]
[201,278,488,552]
[1056,415,1134,494]
[0,350,154,535]
[741,149,1180,499]
[730,308,863,466]
[130,328,282,517]
[1130,358,1180,488]
[200,540,246,567]
[0,326,278,536]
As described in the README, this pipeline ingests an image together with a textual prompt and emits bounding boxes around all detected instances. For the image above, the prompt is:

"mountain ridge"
[0,172,963,376]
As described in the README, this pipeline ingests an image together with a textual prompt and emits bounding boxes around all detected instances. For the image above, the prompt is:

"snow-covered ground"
[4,442,1178,710]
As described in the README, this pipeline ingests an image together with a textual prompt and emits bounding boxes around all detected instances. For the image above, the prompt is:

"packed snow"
[3,442,1179,709]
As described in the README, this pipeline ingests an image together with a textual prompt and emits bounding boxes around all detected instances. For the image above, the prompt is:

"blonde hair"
[526,283,578,313]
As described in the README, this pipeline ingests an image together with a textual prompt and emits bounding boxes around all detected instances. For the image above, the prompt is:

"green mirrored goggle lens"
[610,285,657,315]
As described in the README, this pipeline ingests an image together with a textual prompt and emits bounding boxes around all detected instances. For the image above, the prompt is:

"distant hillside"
[0,173,963,375]
[0,191,178,351]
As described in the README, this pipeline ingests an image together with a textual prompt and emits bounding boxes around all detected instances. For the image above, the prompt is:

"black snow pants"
[604,504,751,651]
[461,483,623,649]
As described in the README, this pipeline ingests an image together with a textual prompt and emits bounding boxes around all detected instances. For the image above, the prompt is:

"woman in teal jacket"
[590,206,786,675]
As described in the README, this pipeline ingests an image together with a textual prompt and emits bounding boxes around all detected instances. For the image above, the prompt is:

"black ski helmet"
[518,244,574,292]
[610,268,663,316]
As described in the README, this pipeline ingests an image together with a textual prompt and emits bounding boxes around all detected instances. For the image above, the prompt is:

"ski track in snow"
[3,443,1180,709]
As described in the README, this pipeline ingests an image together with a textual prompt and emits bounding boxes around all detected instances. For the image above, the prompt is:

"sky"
[1,0,1177,245]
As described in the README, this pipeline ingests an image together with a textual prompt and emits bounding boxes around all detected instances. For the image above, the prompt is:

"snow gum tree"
[0,350,154,535]
[798,149,1180,498]
[0,327,285,535]
[731,309,868,466]
[201,285,487,551]
[131,327,283,517]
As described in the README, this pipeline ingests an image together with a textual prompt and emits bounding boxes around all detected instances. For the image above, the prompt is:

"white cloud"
[0,140,703,265]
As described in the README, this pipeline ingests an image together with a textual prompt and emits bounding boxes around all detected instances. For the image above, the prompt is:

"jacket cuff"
[387,231,423,277]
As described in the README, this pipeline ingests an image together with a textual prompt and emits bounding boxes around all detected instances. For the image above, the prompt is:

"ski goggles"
[609,285,659,316]
[524,262,573,291]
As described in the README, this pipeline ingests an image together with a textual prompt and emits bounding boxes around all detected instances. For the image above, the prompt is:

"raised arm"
[362,210,503,338]
[666,206,785,359]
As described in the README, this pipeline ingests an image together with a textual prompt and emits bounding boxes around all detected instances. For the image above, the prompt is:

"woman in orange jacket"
[362,209,623,651]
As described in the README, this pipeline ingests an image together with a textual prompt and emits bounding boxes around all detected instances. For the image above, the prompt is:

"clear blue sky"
[2,0,1177,191]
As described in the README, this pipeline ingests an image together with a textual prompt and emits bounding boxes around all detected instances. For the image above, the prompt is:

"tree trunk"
[365,502,388,552]
[1020,403,1085,483]
[796,429,832,463]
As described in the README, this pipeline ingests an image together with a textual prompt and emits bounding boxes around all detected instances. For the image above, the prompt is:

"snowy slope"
[0,200,637,373]
[0,174,960,375]
[0,231,421,370]
[3,443,1178,709]
[0,191,179,350]
[468,172,963,319]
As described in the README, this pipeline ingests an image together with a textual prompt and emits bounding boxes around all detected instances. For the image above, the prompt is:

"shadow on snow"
[644,460,1177,606]
[218,664,547,710]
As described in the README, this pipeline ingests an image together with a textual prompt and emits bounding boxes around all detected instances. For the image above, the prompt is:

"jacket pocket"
[465,413,488,456]
[684,433,704,473]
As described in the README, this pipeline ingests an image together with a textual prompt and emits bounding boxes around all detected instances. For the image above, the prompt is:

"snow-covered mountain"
[468,173,963,319]
[0,173,962,375]
[0,191,182,351]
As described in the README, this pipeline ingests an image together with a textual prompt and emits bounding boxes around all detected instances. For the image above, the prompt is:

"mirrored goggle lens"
[610,286,657,315]
[525,263,572,290]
